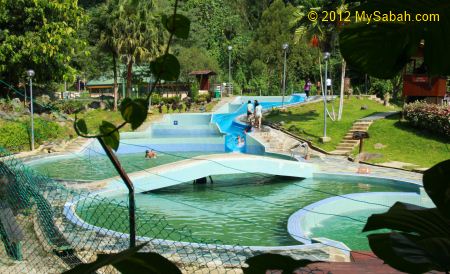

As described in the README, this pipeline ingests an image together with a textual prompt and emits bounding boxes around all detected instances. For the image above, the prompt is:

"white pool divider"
[95,153,317,197]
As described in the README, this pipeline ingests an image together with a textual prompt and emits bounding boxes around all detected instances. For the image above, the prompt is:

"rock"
[360,105,368,110]
[374,143,387,149]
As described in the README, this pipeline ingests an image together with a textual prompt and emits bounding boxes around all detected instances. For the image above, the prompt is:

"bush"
[195,94,211,104]
[0,118,68,152]
[150,93,162,105]
[52,100,85,114]
[370,78,393,98]
[0,122,29,151]
[403,102,450,138]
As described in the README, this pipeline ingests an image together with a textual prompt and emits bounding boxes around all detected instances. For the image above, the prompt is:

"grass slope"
[356,115,450,168]
[265,97,399,151]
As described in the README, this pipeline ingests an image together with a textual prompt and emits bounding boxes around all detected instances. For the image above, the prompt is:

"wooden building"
[189,70,217,95]
[402,46,449,104]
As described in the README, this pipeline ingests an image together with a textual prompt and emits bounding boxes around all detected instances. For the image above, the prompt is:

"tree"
[339,0,450,78]
[114,0,165,98]
[176,47,221,82]
[292,0,349,120]
[0,0,87,89]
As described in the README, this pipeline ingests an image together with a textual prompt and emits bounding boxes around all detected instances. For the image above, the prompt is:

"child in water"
[145,149,157,159]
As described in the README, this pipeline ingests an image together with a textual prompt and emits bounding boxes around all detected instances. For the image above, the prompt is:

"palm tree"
[292,0,349,120]
[114,0,165,98]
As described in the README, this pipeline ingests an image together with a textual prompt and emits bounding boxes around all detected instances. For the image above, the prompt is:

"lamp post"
[321,52,331,143]
[282,43,289,108]
[227,46,232,95]
[26,69,35,151]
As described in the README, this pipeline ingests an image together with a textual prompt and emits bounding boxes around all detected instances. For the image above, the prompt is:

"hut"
[189,70,217,95]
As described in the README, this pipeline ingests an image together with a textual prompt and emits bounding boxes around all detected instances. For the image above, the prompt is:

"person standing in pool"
[145,150,157,159]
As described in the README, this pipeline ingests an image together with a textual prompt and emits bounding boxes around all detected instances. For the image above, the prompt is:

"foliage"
[242,253,316,273]
[403,101,450,138]
[369,78,393,97]
[339,0,450,78]
[0,122,29,151]
[0,0,87,85]
[195,94,211,104]
[189,81,199,100]
[150,93,162,105]
[176,47,221,81]
[363,160,450,273]
[0,118,67,152]
[52,100,86,114]
[63,242,182,274]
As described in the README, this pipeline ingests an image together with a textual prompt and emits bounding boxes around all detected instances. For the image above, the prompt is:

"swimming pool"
[72,173,421,249]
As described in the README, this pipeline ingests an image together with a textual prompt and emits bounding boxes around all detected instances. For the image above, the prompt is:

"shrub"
[52,100,85,114]
[0,118,68,152]
[150,93,162,105]
[370,78,393,98]
[0,122,29,152]
[195,94,211,104]
[403,102,450,138]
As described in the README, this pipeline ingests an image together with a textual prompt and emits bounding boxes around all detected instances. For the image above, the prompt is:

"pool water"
[76,174,417,247]
[29,152,219,181]
[310,209,388,250]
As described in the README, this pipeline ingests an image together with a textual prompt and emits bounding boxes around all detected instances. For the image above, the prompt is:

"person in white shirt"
[246,100,254,117]
[254,100,262,129]
[326,78,332,94]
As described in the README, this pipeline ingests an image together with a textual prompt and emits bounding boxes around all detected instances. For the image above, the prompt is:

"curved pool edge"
[62,196,351,262]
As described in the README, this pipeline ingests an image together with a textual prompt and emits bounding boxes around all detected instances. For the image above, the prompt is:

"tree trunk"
[338,59,346,120]
[126,56,133,98]
[112,53,118,111]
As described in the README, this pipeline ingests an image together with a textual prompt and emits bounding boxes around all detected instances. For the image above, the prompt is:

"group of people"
[246,100,263,129]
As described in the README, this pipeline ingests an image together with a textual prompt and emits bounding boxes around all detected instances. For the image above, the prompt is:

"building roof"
[189,70,217,76]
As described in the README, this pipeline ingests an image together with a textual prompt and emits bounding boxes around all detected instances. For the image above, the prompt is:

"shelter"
[189,70,217,95]
[402,45,449,104]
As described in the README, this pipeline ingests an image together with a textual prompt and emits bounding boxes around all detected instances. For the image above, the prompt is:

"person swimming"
[237,135,245,147]
[145,149,157,159]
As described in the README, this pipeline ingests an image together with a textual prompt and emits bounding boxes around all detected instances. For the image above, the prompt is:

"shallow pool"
[29,152,219,181]
[75,174,418,248]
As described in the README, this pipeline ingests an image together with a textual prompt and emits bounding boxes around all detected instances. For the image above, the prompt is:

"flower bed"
[403,102,450,138]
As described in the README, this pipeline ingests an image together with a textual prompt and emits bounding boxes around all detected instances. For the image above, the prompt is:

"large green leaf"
[109,252,182,274]
[120,98,148,130]
[99,121,120,151]
[423,159,450,218]
[74,119,88,134]
[162,14,190,39]
[150,54,180,81]
[367,232,440,273]
[63,243,147,274]
[242,253,316,274]
[363,202,450,237]
[339,0,450,78]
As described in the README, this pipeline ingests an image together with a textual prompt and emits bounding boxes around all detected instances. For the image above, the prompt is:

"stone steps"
[331,119,372,155]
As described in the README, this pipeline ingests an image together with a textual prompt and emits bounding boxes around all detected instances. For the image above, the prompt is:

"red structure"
[402,47,448,104]
[189,70,217,93]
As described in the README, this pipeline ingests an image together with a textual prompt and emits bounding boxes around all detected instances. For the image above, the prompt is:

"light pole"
[26,69,35,151]
[321,52,331,143]
[227,46,232,95]
[282,43,289,108]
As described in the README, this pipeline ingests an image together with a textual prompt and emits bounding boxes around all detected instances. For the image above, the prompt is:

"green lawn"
[265,97,400,151]
[354,114,450,168]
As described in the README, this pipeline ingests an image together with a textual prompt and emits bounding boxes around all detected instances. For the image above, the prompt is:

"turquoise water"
[76,174,417,248]
[310,209,388,250]
[28,152,294,181]
[29,152,218,180]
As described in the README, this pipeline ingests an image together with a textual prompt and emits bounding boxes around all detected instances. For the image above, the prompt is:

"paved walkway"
[250,126,423,183]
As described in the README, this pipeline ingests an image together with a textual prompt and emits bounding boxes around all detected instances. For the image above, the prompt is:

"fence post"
[97,137,136,248]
